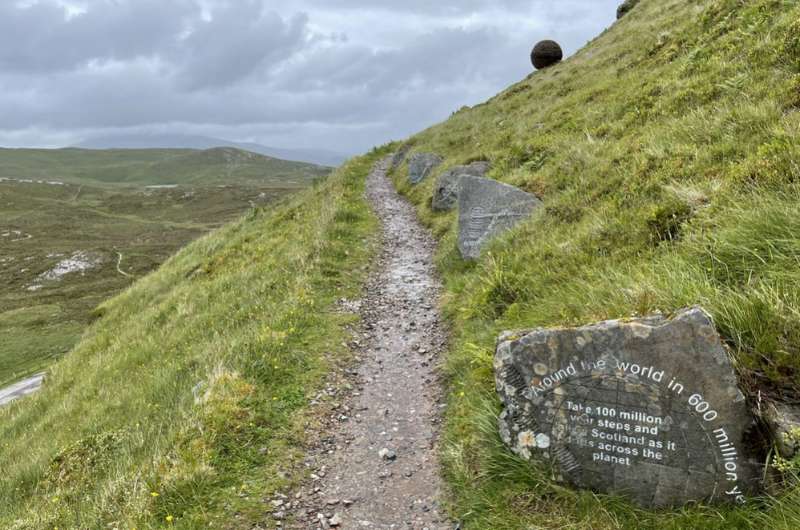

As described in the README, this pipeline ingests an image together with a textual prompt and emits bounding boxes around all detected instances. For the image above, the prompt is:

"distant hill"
[74,133,349,167]
[0,146,331,188]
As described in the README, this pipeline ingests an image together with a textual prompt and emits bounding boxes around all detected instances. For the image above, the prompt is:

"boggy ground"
[288,157,451,529]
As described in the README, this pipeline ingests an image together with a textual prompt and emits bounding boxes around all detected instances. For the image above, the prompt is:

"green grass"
[0,148,384,528]
[0,305,83,386]
[386,0,800,527]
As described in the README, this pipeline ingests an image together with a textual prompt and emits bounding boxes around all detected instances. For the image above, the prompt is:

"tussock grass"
[0,150,384,528]
[390,0,800,527]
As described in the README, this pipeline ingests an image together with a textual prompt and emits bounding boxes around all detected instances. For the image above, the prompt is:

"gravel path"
[287,157,450,529]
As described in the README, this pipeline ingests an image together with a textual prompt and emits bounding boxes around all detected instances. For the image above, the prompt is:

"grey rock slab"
[391,144,412,170]
[407,153,443,185]
[457,176,541,260]
[765,402,800,459]
[495,307,761,507]
[431,161,490,212]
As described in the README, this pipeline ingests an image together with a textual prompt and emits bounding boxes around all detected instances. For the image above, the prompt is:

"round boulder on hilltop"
[530,40,563,70]
[617,0,641,19]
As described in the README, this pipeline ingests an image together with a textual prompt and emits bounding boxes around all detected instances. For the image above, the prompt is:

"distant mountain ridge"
[74,133,349,167]
[0,146,331,188]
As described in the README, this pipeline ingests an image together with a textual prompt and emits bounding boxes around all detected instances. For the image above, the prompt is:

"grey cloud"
[300,0,534,14]
[176,2,309,89]
[0,0,620,154]
[0,0,309,88]
[276,25,521,95]
[0,0,197,73]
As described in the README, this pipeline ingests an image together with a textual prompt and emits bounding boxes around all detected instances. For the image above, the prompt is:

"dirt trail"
[289,157,450,529]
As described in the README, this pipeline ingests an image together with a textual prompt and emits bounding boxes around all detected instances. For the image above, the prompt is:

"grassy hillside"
[1,145,328,388]
[0,179,296,387]
[0,147,329,188]
[0,149,383,528]
[387,0,800,528]
[4,0,800,528]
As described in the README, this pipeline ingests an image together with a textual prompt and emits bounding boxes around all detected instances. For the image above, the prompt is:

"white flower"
[517,430,537,448]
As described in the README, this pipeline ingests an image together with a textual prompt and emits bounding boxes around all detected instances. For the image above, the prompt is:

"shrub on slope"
[392,0,800,527]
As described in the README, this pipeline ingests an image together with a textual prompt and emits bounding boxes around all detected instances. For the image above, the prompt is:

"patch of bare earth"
[283,157,451,529]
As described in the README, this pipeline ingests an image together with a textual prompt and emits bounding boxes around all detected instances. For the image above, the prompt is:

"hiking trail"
[288,156,451,529]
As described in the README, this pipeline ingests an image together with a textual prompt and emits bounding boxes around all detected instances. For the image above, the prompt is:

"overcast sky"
[0,0,619,155]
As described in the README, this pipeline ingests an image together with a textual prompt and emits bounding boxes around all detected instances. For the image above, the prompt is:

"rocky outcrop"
[431,161,490,212]
[391,144,412,170]
[407,152,443,185]
[765,402,800,459]
[457,176,540,260]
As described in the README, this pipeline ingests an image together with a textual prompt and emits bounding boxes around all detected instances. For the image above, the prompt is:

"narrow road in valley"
[0,373,45,407]
[116,251,132,277]
[289,157,450,528]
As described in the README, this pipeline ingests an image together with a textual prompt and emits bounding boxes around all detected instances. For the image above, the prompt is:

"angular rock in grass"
[391,144,412,170]
[531,40,563,70]
[431,161,491,212]
[407,152,443,185]
[617,0,641,19]
[456,176,541,260]
[765,402,800,459]
[494,307,762,507]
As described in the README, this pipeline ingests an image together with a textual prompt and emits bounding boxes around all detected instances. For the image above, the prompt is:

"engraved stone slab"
[407,152,443,185]
[495,308,761,507]
[457,176,541,260]
[431,161,490,212]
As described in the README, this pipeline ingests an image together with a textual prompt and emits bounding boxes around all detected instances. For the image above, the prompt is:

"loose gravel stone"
[378,448,397,461]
